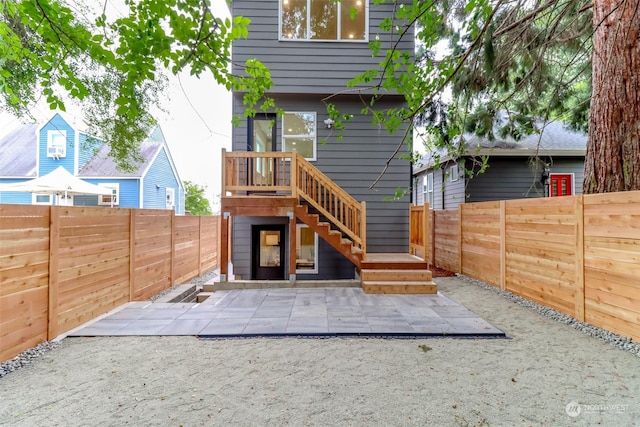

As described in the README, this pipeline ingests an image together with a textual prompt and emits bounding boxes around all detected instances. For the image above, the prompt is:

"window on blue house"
[47,130,67,158]
[280,0,367,41]
[32,194,52,205]
[98,183,119,206]
[166,187,175,210]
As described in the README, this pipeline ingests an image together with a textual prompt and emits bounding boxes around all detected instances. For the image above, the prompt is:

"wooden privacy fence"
[411,191,640,342]
[0,205,220,362]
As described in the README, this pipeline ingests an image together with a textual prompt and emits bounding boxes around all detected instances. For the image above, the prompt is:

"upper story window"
[280,0,368,41]
[47,130,67,158]
[283,112,316,160]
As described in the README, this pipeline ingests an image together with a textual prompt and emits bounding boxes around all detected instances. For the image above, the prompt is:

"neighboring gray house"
[222,0,415,281]
[413,120,587,209]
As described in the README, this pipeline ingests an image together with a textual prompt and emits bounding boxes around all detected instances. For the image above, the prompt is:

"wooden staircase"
[222,149,437,294]
[294,204,436,294]
[295,204,364,268]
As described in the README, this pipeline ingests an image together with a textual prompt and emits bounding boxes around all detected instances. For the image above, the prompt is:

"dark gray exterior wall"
[465,157,585,203]
[231,0,413,94]
[229,1,413,278]
[413,162,464,210]
[230,94,411,278]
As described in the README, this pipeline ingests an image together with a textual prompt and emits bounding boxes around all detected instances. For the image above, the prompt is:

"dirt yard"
[0,276,638,426]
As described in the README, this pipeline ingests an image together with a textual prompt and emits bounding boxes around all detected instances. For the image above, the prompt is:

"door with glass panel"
[252,225,286,280]
[248,114,276,187]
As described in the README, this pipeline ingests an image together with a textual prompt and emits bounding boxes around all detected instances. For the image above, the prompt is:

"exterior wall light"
[324,118,335,129]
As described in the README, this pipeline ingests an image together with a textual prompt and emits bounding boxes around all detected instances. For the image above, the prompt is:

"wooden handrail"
[295,153,364,248]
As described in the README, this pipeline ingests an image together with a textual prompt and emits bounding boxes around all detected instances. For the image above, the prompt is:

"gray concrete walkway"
[68,287,505,338]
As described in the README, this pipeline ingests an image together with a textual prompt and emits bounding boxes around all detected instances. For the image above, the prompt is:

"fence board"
[0,205,50,361]
[461,202,500,285]
[583,191,640,340]
[434,210,460,272]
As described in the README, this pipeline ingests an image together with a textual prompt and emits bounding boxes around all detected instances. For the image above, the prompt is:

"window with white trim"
[423,173,434,208]
[47,130,67,158]
[98,183,119,206]
[32,193,52,205]
[280,0,368,41]
[449,164,459,182]
[166,187,175,210]
[296,224,318,274]
[282,112,316,160]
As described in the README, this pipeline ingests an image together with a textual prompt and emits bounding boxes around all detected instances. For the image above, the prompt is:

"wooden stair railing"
[294,153,367,256]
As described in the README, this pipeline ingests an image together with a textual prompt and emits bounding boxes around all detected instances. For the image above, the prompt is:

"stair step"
[361,281,437,294]
[360,269,432,282]
[340,238,353,246]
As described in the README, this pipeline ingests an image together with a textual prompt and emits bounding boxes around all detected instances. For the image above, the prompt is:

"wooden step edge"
[360,269,433,281]
[361,281,437,295]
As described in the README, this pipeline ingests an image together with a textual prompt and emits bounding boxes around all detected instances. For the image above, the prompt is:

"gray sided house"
[224,0,415,282]
[413,120,587,209]
[0,114,185,213]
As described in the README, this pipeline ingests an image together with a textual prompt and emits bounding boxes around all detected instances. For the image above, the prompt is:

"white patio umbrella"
[0,166,112,205]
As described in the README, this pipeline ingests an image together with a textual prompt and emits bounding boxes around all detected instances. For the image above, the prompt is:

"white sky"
[0,0,232,212]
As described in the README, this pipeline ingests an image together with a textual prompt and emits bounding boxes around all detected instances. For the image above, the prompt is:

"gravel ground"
[1,275,638,426]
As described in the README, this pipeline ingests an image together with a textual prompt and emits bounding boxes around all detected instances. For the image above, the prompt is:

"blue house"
[0,113,185,213]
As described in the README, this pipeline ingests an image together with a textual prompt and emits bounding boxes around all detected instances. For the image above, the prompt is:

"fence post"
[500,201,506,290]
[458,204,463,274]
[423,202,429,262]
[198,216,204,276]
[47,206,60,340]
[129,209,136,301]
[430,210,436,267]
[408,204,414,256]
[574,195,585,321]
[170,210,175,286]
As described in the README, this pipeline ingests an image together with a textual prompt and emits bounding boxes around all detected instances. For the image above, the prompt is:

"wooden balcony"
[221,149,366,253]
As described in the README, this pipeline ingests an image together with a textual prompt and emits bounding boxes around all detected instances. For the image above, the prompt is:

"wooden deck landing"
[361,253,428,269]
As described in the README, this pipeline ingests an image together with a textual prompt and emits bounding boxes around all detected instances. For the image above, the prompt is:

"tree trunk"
[583,0,640,193]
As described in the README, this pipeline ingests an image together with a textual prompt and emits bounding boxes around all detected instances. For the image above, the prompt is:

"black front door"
[252,225,286,280]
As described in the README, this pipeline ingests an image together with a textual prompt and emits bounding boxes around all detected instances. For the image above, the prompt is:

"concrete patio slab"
[67,288,506,338]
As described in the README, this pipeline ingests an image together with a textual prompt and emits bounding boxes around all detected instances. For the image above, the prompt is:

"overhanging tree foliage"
[0,0,637,192]
[0,0,273,171]
[349,0,638,194]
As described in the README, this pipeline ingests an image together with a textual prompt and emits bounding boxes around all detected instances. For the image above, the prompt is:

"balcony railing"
[222,149,366,251]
